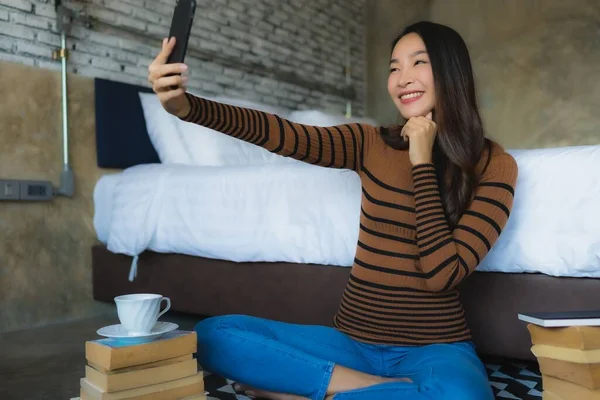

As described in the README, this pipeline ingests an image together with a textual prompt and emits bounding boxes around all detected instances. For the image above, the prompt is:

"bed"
[91,77,600,361]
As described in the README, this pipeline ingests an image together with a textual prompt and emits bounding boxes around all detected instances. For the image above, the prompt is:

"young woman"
[148,21,517,400]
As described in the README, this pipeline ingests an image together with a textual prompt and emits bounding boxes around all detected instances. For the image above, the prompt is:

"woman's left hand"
[401,112,437,165]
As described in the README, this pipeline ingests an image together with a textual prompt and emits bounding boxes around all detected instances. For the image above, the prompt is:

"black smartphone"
[166,0,196,65]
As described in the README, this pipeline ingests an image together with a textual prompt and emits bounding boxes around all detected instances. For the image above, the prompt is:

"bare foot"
[233,383,308,400]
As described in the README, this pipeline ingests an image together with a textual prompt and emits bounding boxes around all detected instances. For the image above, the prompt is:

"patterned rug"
[202,356,543,400]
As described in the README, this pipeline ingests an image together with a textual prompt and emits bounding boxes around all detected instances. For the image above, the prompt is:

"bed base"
[92,244,600,361]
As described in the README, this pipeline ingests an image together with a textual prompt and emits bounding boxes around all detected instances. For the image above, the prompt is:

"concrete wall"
[365,0,600,149]
[431,0,600,149]
[0,60,113,333]
[0,0,368,334]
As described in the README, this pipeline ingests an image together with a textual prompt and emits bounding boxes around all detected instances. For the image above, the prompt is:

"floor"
[0,312,199,400]
[0,311,544,400]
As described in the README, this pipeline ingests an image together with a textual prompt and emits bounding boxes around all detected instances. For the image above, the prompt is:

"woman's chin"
[397,104,433,120]
[399,110,420,120]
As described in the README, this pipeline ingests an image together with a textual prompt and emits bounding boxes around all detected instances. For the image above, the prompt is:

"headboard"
[94,78,160,168]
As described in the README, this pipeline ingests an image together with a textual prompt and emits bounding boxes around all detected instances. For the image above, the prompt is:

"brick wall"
[0,0,367,115]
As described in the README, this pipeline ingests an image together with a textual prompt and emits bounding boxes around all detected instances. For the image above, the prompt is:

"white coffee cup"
[114,293,171,335]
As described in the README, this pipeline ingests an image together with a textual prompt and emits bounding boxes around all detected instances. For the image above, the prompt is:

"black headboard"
[94,78,160,168]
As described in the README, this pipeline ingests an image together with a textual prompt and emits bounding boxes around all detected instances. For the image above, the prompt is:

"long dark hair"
[381,21,491,228]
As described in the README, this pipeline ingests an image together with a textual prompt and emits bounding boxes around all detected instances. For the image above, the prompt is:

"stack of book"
[519,310,600,400]
[78,330,205,399]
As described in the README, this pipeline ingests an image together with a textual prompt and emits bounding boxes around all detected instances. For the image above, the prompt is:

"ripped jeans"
[194,315,494,400]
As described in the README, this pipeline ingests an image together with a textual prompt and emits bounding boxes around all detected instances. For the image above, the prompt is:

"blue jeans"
[195,315,494,400]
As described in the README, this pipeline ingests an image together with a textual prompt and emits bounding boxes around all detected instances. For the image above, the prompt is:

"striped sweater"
[180,93,518,346]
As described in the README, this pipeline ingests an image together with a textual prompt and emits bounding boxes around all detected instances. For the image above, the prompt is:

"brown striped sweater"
[180,93,518,346]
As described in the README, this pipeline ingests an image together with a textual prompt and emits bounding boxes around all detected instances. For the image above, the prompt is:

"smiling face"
[387,33,436,120]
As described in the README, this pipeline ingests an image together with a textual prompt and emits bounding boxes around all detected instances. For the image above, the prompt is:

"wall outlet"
[0,179,54,201]
[0,180,19,200]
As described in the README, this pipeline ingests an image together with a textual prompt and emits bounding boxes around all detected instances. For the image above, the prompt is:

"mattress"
[93,145,600,279]
[93,162,363,276]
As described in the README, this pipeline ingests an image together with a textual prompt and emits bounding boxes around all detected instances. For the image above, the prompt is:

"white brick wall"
[0,0,367,116]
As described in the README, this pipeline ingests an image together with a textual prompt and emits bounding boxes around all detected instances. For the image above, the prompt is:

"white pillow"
[288,109,379,127]
[138,92,192,164]
[478,144,600,277]
[171,93,296,166]
[138,91,378,167]
[139,90,296,166]
[173,117,296,166]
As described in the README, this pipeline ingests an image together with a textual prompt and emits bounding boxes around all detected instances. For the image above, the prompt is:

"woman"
[148,21,517,400]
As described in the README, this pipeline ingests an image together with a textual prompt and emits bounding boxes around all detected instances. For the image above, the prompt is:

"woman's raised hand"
[147,37,191,118]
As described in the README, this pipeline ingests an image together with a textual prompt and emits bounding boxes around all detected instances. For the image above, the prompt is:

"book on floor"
[85,357,198,392]
[527,324,600,350]
[538,356,600,390]
[519,310,600,328]
[88,354,193,375]
[80,371,204,400]
[542,375,600,400]
[85,330,197,371]
[531,344,600,364]
[541,391,561,400]
[73,396,205,400]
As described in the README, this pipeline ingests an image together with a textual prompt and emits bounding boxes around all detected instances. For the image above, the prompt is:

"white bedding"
[94,162,363,280]
[94,173,119,244]
[480,145,600,277]
[94,145,600,280]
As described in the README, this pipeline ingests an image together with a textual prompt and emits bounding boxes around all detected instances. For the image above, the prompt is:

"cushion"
[173,117,295,166]
[138,92,192,164]
[287,109,379,127]
[137,93,380,167]
[139,91,296,166]
[479,144,600,277]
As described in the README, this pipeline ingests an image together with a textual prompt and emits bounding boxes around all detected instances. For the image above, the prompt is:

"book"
[88,354,193,375]
[542,390,562,400]
[527,324,600,350]
[73,395,206,400]
[531,345,600,364]
[519,310,600,328]
[80,371,204,400]
[85,357,198,392]
[85,330,197,371]
[542,375,600,400]
[79,394,207,400]
[538,357,600,390]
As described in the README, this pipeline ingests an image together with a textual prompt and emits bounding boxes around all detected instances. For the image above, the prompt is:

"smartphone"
[166,0,196,65]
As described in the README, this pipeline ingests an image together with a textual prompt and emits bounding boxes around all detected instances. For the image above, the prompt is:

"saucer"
[96,321,178,344]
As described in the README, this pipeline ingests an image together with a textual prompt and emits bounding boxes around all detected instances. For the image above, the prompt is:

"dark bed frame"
[91,77,600,362]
